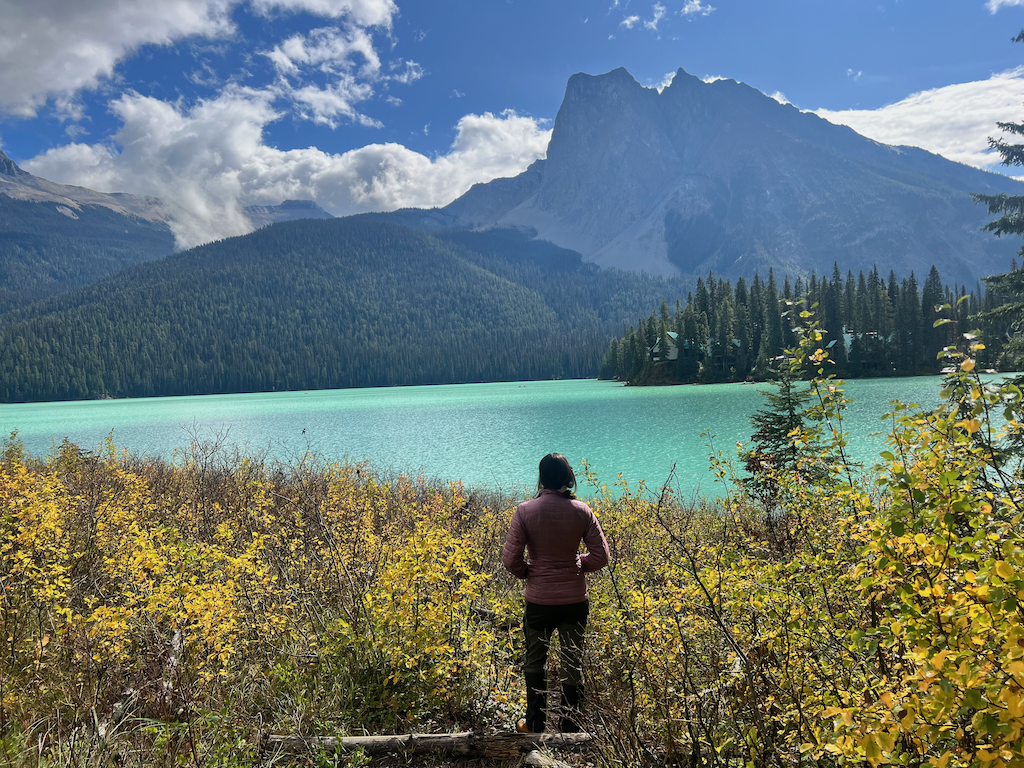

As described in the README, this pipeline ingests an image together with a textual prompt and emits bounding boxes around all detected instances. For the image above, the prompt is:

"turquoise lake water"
[0,378,945,496]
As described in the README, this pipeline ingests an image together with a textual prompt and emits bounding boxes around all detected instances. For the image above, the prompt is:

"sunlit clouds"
[816,68,1024,171]
[25,91,552,248]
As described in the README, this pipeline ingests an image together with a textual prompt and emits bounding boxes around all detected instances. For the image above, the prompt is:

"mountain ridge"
[444,67,1021,284]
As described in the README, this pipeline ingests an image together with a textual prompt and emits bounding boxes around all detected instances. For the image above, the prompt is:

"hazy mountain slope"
[0,219,690,403]
[244,199,334,228]
[445,68,1021,284]
[0,151,175,310]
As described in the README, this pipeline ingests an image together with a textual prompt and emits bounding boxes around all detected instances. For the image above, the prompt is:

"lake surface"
[0,378,945,497]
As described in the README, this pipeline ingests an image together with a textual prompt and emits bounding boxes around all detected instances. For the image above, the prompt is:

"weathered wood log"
[523,749,573,768]
[266,731,591,760]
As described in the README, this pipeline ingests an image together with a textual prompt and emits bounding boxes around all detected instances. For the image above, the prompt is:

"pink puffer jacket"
[501,489,610,605]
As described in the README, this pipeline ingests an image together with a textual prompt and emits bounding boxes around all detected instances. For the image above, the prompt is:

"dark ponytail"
[537,453,577,499]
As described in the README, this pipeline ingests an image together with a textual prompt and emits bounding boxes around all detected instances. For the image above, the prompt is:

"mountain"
[0,150,175,311]
[444,67,1022,284]
[244,199,334,228]
[0,219,688,403]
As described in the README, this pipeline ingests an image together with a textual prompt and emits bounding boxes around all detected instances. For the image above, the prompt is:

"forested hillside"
[0,219,689,402]
[602,263,1002,384]
[0,195,175,312]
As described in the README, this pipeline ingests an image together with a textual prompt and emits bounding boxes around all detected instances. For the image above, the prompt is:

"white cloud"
[681,0,715,17]
[388,60,425,85]
[769,91,790,105]
[987,0,1024,11]
[0,0,398,119]
[0,0,233,118]
[266,26,381,77]
[655,71,678,92]
[619,4,665,32]
[24,89,552,249]
[262,23,416,128]
[815,67,1024,171]
[288,77,380,128]
[645,3,667,30]
[847,68,863,81]
[250,0,397,27]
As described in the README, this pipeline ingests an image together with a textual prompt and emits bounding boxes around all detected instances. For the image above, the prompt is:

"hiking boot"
[522,672,547,733]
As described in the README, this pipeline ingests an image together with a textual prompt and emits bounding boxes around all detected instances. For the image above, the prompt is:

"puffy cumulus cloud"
[263,26,420,128]
[26,87,281,246]
[0,0,398,119]
[25,91,551,249]
[288,77,380,127]
[815,67,1024,171]
[0,0,234,117]
[266,25,380,76]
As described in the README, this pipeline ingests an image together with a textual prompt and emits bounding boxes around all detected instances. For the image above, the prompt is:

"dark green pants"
[523,600,588,685]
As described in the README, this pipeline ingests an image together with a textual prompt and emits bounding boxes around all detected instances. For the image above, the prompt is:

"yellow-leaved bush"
[1,324,1023,768]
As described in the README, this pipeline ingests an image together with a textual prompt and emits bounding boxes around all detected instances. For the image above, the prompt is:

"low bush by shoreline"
[2,342,1023,768]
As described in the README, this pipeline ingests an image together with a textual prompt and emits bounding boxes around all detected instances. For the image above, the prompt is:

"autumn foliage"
[1,325,1023,767]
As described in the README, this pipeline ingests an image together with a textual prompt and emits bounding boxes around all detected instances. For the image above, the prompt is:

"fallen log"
[523,749,573,768]
[266,731,592,760]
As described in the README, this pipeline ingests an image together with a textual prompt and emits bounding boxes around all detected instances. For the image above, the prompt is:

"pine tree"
[742,363,814,506]
[972,33,1024,369]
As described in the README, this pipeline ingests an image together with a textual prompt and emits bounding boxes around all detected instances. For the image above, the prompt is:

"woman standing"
[501,453,610,733]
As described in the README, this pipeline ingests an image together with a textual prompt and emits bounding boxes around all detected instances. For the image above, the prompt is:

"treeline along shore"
[1,213,1014,404]
[601,262,1013,385]
[3,324,1023,767]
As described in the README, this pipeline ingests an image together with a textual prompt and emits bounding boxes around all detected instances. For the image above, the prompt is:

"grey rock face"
[244,199,334,228]
[445,67,1022,284]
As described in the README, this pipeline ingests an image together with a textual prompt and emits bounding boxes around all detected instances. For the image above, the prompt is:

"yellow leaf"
[996,561,1016,580]
[962,358,977,373]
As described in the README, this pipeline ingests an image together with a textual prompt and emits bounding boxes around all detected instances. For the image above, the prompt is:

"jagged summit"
[0,150,27,178]
[445,67,1021,283]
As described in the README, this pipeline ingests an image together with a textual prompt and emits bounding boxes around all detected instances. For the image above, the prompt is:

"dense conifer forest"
[0,195,175,312]
[600,263,1011,384]
[0,218,690,402]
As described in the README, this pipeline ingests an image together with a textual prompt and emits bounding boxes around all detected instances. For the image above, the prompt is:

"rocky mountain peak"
[0,150,27,178]
[443,66,1023,284]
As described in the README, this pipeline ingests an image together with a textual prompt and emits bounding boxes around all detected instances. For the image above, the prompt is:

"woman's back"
[502,489,608,605]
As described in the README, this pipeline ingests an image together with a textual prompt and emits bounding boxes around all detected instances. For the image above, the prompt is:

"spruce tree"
[972,33,1024,368]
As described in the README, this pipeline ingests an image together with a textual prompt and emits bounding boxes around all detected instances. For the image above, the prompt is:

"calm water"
[0,378,944,496]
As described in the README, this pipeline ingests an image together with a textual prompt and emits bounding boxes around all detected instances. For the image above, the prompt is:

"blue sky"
[2,0,1024,246]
